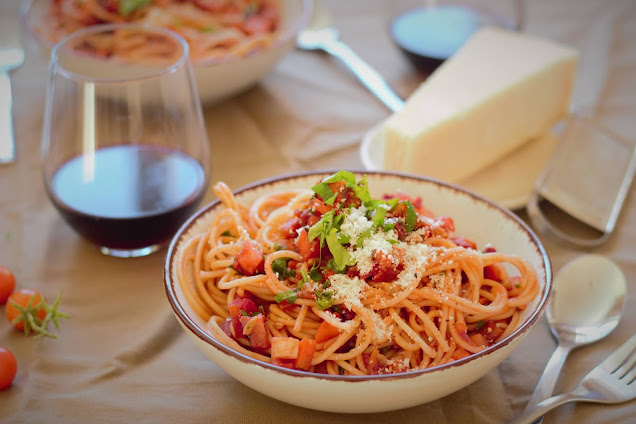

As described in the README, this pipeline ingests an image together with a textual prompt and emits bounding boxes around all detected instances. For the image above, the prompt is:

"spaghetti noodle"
[34,0,281,63]
[177,171,540,375]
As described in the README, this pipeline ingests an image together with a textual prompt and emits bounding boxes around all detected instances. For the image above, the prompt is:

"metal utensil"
[523,254,626,423]
[0,11,24,164]
[296,1,404,112]
[509,333,636,424]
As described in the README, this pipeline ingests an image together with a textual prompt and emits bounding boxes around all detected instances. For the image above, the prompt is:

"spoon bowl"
[524,254,626,420]
[547,254,626,344]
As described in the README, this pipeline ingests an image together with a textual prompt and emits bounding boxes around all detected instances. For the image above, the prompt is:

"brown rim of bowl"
[20,0,313,67]
[164,169,553,382]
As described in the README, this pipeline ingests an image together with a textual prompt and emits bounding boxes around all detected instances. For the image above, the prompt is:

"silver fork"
[0,4,25,164]
[296,0,404,112]
[509,333,636,424]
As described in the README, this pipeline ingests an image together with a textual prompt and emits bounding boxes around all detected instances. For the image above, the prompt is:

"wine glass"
[41,24,210,258]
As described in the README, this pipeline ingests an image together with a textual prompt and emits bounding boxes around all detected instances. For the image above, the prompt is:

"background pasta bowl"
[164,170,552,413]
[21,0,312,104]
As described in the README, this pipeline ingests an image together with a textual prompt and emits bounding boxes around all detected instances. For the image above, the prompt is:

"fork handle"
[0,70,16,164]
[508,391,591,424]
[319,38,405,112]
[524,342,574,423]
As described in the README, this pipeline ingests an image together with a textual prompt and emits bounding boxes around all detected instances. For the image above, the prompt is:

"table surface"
[1,0,635,423]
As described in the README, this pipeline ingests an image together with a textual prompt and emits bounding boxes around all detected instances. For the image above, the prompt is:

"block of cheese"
[382,26,577,183]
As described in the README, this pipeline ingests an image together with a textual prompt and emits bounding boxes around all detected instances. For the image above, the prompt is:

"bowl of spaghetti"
[164,170,551,413]
[21,0,312,103]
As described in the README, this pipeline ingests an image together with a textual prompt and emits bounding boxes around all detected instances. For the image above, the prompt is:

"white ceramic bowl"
[164,170,552,413]
[21,0,312,104]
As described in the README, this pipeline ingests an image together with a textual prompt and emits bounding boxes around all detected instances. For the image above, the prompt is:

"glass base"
[99,243,163,258]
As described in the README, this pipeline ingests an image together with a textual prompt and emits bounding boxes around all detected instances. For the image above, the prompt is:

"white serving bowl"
[21,0,312,104]
[164,170,552,413]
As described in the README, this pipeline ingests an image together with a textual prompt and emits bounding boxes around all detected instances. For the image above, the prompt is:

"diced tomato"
[295,338,317,371]
[228,297,259,338]
[454,321,474,346]
[308,197,332,215]
[452,237,477,250]
[220,318,233,338]
[271,337,300,359]
[233,241,265,275]
[367,250,401,283]
[484,264,506,282]
[272,358,296,369]
[249,314,271,350]
[479,320,506,345]
[483,245,497,253]
[393,221,408,241]
[315,321,340,343]
[229,297,259,315]
[470,332,488,347]
[363,348,381,374]
[452,348,471,360]
[438,216,455,232]
[312,361,328,374]
[280,217,302,239]
[296,229,319,261]
[382,192,423,210]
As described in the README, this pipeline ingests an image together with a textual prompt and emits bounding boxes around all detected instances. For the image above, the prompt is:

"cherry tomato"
[0,347,17,390]
[0,265,16,304]
[5,288,47,332]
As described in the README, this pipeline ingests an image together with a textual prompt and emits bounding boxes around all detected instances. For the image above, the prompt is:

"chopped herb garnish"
[308,210,334,246]
[404,200,417,232]
[325,228,351,272]
[315,290,334,310]
[353,176,372,203]
[311,183,336,205]
[271,258,295,279]
[274,289,298,304]
[220,230,234,237]
[309,267,324,283]
[475,320,487,331]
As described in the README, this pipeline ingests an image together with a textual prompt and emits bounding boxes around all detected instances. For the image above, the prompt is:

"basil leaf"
[353,176,372,203]
[373,205,387,227]
[326,228,351,271]
[322,170,356,186]
[404,200,417,232]
[311,183,335,204]
[118,0,152,16]
[274,289,298,304]
[315,291,334,310]
[308,210,334,246]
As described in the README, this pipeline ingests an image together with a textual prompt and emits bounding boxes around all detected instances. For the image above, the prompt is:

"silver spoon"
[295,1,404,112]
[523,254,626,423]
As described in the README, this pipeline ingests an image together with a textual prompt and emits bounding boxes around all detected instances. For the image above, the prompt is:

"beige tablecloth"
[1,0,635,423]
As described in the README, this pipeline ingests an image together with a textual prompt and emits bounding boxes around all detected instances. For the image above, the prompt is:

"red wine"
[391,5,515,70]
[47,145,207,250]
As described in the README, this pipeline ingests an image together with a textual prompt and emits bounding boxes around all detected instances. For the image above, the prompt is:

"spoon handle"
[320,38,405,112]
[524,343,574,423]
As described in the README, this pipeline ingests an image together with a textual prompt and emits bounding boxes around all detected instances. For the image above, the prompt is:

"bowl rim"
[20,0,313,67]
[164,169,553,382]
